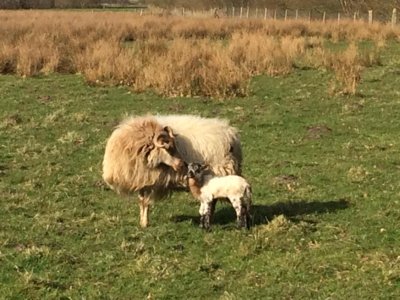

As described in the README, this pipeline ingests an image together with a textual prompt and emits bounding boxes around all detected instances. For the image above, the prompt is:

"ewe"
[102,115,242,228]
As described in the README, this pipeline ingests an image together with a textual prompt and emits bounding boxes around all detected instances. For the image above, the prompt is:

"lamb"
[187,162,252,230]
[102,114,242,228]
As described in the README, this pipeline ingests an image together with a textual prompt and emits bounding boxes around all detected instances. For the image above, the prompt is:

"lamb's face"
[187,162,206,180]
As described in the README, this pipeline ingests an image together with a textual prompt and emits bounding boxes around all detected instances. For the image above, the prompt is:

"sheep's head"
[146,126,183,172]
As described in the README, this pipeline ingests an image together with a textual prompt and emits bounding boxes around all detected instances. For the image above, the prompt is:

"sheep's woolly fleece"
[156,114,242,176]
[102,114,242,200]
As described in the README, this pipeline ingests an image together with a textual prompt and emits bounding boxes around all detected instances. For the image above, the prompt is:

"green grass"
[1,42,400,299]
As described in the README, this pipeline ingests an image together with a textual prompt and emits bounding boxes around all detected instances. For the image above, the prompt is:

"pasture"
[1,11,400,299]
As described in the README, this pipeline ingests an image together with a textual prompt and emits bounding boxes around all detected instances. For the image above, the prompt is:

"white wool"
[200,175,250,200]
[194,174,252,228]
[155,114,242,176]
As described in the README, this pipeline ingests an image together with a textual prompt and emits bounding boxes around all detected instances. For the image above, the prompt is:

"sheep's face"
[146,126,183,172]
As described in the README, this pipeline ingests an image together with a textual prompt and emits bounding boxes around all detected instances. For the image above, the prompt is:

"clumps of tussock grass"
[305,42,383,95]
[305,124,332,140]
[15,138,43,158]
[140,38,248,97]
[258,214,292,233]
[43,108,66,125]
[228,34,305,76]
[57,131,84,145]
[71,112,90,123]
[1,113,23,129]
[21,244,50,258]
[359,252,400,285]
[347,166,369,183]
[242,215,317,254]
[0,11,397,98]
[272,174,300,192]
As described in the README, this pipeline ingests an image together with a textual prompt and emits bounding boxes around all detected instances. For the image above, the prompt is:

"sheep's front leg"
[138,189,152,228]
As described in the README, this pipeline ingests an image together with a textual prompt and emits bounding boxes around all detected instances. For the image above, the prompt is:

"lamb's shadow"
[172,198,350,227]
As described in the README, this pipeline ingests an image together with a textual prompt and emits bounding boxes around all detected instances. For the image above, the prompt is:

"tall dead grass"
[0,11,398,98]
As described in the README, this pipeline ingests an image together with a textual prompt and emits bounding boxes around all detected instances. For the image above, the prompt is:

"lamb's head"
[145,126,183,172]
[187,162,208,182]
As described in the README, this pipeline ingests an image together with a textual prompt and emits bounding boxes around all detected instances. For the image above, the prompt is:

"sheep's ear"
[154,131,172,149]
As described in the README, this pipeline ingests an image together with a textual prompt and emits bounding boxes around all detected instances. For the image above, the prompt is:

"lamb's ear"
[163,126,176,138]
[201,164,209,171]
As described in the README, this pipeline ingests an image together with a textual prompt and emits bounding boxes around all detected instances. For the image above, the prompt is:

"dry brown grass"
[0,10,398,97]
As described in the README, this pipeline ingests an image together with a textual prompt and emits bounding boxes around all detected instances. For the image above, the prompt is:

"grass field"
[1,37,400,299]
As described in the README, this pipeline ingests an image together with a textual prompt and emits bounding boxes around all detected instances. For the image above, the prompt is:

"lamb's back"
[202,175,248,198]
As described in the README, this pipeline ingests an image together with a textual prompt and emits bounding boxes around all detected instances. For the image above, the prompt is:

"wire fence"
[143,7,398,27]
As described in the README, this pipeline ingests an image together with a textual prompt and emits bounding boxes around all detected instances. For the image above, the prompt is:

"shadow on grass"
[172,198,350,228]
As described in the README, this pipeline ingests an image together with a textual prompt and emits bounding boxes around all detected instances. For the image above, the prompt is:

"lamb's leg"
[199,202,207,229]
[231,197,248,229]
[199,199,213,230]
[209,199,217,222]
[138,189,152,228]
[241,206,251,229]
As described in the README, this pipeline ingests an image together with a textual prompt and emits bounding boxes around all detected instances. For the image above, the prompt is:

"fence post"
[322,11,326,23]
[140,9,143,16]
[308,11,311,23]
[246,6,249,18]
[240,7,243,18]
[232,7,235,18]
[295,9,298,20]
[264,8,267,20]
[368,10,373,25]
[284,9,288,21]
[274,9,277,20]
[392,8,397,27]
[337,12,340,24]
[255,8,258,18]
[353,12,357,22]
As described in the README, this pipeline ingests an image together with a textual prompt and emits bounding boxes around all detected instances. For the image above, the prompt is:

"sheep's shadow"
[172,198,350,227]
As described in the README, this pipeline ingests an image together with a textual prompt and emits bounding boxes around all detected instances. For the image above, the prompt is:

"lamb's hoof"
[203,225,212,232]
[201,220,211,231]
[237,216,251,230]
[199,214,212,231]
[199,216,205,228]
